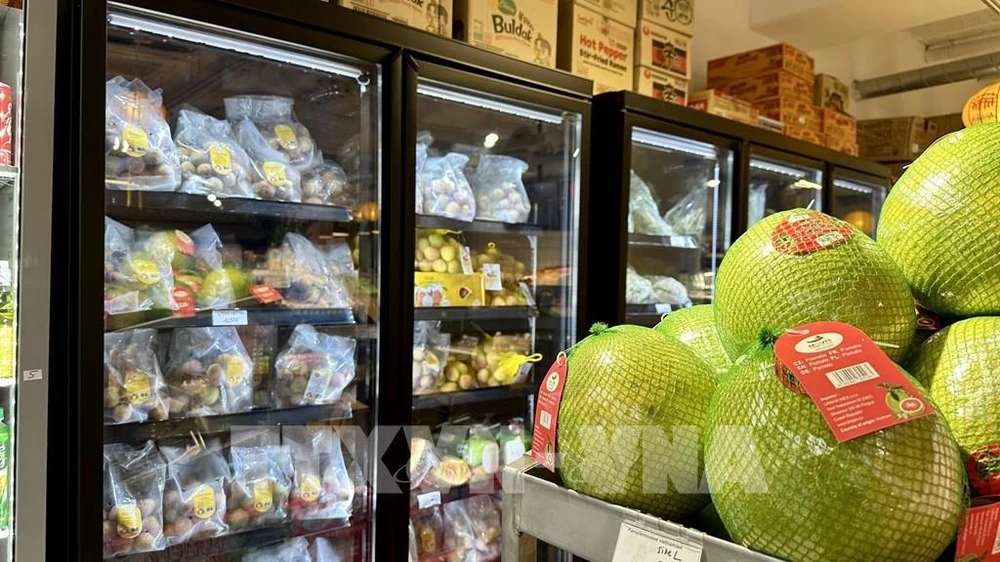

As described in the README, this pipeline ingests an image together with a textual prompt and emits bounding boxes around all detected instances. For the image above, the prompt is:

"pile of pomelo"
[553,122,1000,561]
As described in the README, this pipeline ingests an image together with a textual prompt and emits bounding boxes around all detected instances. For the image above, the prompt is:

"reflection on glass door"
[102,9,379,560]
[408,79,581,562]
[626,129,732,326]
[747,153,823,228]
[831,174,887,238]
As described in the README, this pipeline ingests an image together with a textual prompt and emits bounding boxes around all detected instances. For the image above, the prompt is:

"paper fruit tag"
[252,284,283,304]
[955,497,1000,562]
[531,352,567,472]
[612,521,702,562]
[482,263,503,291]
[171,287,196,318]
[774,321,933,443]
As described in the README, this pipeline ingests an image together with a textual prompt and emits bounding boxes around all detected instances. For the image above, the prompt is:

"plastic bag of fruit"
[662,172,708,237]
[463,425,501,484]
[628,170,673,236]
[647,275,690,306]
[227,430,293,532]
[471,155,532,223]
[173,107,255,198]
[236,324,278,409]
[180,224,250,309]
[267,233,350,308]
[224,95,319,171]
[320,239,358,307]
[284,426,355,521]
[274,324,356,407]
[419,152,475,221]
[103,440,167,557]
[104,217,176,315]
[104,329,168,424]
[164,327,254,418]
[301,160,354,207]
[444,498,481,560]
[159,439,230,545]
[465,495,502,559]
[625,264,655,304]
[312,536,349,562]
[242,536,311,562]
[231,117,303,202]
[413,321,450,395]
[413,506,444,560]
[415,229,468,275]
[415,133,434,214]
[472,333,536,387]
[409,436,441,490]
[105,76,182,192]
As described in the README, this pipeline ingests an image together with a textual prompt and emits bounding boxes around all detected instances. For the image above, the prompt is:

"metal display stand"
[501,456,782,562]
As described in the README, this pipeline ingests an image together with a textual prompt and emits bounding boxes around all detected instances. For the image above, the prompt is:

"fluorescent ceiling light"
[417,83,565,124]
[632,128,720,159]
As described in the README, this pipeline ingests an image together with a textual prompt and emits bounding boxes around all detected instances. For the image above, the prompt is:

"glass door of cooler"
[409,75,582,561]
[747,149,824,228]
[102,8,380,560]
[830,169,888,238]
[626,128,733,327]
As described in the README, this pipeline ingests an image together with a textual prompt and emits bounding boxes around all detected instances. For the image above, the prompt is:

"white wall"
[690,1,773,93]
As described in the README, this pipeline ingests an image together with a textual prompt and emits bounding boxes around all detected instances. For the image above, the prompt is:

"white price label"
[612,522,702,562]
[482,263,503,291]
[670,236,693,248]
[212,309,248,326]
[654,303,672,315]
[416,491,441,509]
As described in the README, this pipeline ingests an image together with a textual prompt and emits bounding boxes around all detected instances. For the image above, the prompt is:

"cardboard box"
[636,0,693,35]
[926,113,963,140]
[857,117,936,161]
[455,0,559,68]
[820,108,856,144]
[757,115,783,133]
[688,89,757,125]
[635,20,691,80]
[814,73,850,113]
[634,66,688,105]
[564,0,636,28]
[340,0,453,37]
[825,135,858,156]
[558,3,634,93]
[716,71,812,103]
[414,273,485,307]
[785,125,824,146]
[755,97,822,133]
[707,43,814,88]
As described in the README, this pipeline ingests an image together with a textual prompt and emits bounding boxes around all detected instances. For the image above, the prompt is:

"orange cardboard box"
[821,108,857,143]
[825,135,858,155]
[707,43,814,88]
[716,71,812,103]
[857,117,934,161]
[688,89,757,125]
[785,125,824,146]
[815,73,850,113]
[755,97,822,133]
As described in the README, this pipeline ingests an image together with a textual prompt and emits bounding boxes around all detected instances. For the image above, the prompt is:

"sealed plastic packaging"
[164,327,254,418]
[105,76,182,192]
[236,324,278,408]
[104,329,168,424]
[284,426,355,521]
[319,239,358,307]
[412,505,444,560]
[173,108,255,198]
[419,153,475,221]
[414,132,434,214]
[227,432,293,531]
[274,324,356,407]
[337,132,362,177]
[647,275,690,306]
[224,95,319,171]
[662,174,708,237]
[266,233,350,308]
[415,229,468,275]
[409,437,441,490]
[628,171,673,235]
[159,440,230,545]
[300,160,354,207]
[232,118,303,202]
[471,155,532,223]
[183,223,251,309]
[625,264,655,304]
[104,217,176,315]
[242,537,311,562]
[312,537,348,562]
[103,440,167,557]
[412,321,450,395]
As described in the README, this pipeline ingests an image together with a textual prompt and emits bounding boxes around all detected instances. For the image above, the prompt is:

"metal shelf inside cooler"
[416,214,547,234]
[412,384,534,410]
[106,305,357,332]
[413,306,538,322]
[105,190,355,225]
[627,233,700,249]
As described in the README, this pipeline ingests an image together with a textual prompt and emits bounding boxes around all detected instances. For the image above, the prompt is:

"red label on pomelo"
[969,444,1000,497]
[172,287,196,318]
[531,352,567,472]
[955,496,1000,561]
[770,211,852,255]
[175,230,195,256]
[252,285,283,304]
[774,321,933,443]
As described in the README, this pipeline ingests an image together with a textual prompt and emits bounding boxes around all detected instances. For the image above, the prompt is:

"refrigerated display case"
[829,169,888,238]
[747,149,824,228]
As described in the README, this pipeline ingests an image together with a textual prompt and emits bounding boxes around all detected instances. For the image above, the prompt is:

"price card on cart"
[611,521,702,562]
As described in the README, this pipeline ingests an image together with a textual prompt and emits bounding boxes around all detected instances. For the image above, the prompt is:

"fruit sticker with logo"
[704,341,965,562]
[714,209,915,362]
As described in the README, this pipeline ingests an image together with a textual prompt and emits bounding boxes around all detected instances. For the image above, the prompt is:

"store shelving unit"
[105,191,356,224]
[412,384,534,410]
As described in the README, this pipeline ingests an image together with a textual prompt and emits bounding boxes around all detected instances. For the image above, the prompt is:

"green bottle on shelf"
[0,407,10,536]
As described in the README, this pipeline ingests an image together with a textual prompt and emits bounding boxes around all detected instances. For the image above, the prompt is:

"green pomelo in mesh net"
[878,124,1000,317]
[557,324,715,520]
[704,345,965,562]
[910,317,1000,495]
[655,305,731,381]
[715,209,915,363]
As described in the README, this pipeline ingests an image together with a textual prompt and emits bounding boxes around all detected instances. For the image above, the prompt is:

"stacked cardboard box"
[632,0,692,104]
[340,0,454,37]
[813,74,857,154]
[455,0,559,67]
[705,43,821,142]
[857,117,937,162]
[687,90,756,125]
[557,0,636,93]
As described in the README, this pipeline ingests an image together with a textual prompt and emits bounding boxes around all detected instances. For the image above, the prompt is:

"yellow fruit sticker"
[124,371,152,405]
[208,144,233,175]
[252,479,274,513]
[262,161,287,187]
[226,357,245,387]
[131,259,161,285]
[193,485,216,519]
[116,504,142,538]
[121,125,149,157]
[304,369,333,403]
[299,473,322,503]
[273,124,299,151]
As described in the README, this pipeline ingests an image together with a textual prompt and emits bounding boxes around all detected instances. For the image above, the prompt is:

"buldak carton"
[634,66,687,105]
[636,0,694,35]
[455,0,559,68]
[558,3,634,93]
[635,20,691,80]
[339,0,454,37]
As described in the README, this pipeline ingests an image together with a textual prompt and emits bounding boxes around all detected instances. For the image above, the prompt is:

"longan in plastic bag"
[274,324,356,408]
[105,76,182,192]
[419,153,475,221]
[104,329,168,424]
[103,440,167,557]
[284,426,355,521]
[173,107,255,198]
[471,155,532,223]
[160,440,230,545]
[164,327,254,418]
[232,118,303,202]
[224,95,320,171]
[227,431,293,532]
[300,160,354,207]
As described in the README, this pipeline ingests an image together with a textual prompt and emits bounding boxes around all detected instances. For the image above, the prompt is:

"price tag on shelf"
[212,309,248,327]
[654,303,672,315]
[612,521,702,562]
[669,236,693,248]
[416,491,441,510]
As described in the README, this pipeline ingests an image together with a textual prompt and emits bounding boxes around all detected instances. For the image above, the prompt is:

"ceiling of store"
[748,0,987,51]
